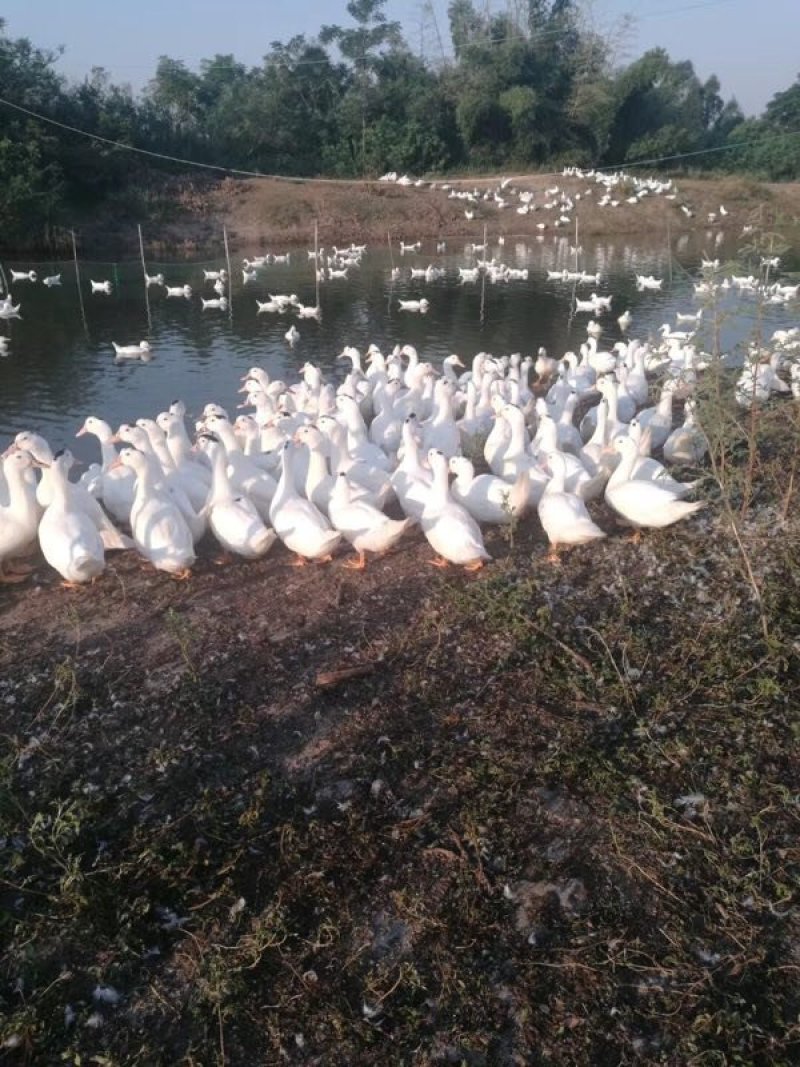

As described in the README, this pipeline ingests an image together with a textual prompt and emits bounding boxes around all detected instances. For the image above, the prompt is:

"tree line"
[1,0,799,243]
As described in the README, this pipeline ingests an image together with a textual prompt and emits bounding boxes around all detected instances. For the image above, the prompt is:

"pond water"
[0,230,797,462]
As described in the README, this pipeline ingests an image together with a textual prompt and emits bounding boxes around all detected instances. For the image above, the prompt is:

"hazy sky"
[2,0,796,118]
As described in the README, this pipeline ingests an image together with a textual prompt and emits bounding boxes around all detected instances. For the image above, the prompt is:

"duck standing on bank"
[421,449,490,570]
[37,449,106,586]
[328,473,412,569]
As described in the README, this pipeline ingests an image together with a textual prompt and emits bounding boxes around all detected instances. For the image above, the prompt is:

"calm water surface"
[0,232,797,462]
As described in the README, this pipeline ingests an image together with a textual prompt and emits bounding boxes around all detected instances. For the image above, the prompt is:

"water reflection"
[0,231,796,462]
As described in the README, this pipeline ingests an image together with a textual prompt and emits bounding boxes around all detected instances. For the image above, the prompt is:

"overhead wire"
[1,91,799,187]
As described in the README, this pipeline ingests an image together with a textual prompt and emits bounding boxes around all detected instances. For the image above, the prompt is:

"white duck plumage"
[0,450,41,581]
[663,400,708,465]
[269,442,342,563]
[197,435,277,559]
[116,424,206,544]
[113,340,152,361]
[328,473,412,569]
[422,379,461,459]
[390,416,432,521]
[15,432,131,551]
[37,450,106,585]
[116,448,196,576]
[537,451,606,560]
[448,457,530,525]
[626,421,698,497]
[635,382,677,450]
[605,436,705,531]
[421,449,490,569]
[76,416,136,524]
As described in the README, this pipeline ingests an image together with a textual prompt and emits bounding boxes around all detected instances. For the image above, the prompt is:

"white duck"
[10,270,37,283]
[448,457,529,525]
[116,424,206,543]
[38,450,106,586]
[662,400,708,465]
[537,452,606,562]
[201,416,277,520]
[422,379,461,458]
[0,450,41,581]
[626,421,697,496]
[14,432,131,551]
[328,474,412,569]
[116,448,196,576]
[90,280,112,295]
[135,418,210,512]
[605,436,705,535]
[269,442,342,564]
[317,418,393,507]
[113,341,151,361]
[76,416,136,524]
[398,298,429,313]
[420,449,490,570]
[43,274,61,287]
[635,381,677,450]
[196,434,277,560]
[390,416,432,521]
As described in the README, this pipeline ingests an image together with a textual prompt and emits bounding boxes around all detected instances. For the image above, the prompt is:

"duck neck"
[134,458,161,501]
[548,457,566,494]
[602,381,619,421]
[148,431,176,473]
[506,409,527,455]
[5,463,37,516]
[96,434,119,471]
[48,463,72,509]
[305,443,330,488]
[167,423,195,468]
[205,445,232,504]
[326,425,351,474]
[608,447,637,487]
[214,421,243,454]
[588,403,607,448]
[464,383,477,420]
[430,459,450,507]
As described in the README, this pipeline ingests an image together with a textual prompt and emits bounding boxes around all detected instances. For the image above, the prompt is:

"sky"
[1,0,796,118]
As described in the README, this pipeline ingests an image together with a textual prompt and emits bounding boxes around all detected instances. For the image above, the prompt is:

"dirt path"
[1,484,799,1063]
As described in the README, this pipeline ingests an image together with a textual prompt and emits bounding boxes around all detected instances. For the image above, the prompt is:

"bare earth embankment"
[77,172,800,256]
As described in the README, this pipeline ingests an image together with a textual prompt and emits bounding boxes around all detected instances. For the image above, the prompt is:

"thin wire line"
[1,91,798,186]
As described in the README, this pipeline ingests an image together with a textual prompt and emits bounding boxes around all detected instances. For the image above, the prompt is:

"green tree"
[764,74,800,130]
[0,20,64,241]
[320,0,405,174]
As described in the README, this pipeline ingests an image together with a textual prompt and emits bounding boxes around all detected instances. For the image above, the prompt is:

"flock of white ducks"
[381,166,700,232]
[0,315,731,586]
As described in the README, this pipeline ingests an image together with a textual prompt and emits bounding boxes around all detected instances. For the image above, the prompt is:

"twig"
[315,661,380,688]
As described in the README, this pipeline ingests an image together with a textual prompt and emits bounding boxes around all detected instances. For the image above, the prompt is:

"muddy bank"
[1,474,799,1063]
[63,171,800,259]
